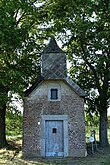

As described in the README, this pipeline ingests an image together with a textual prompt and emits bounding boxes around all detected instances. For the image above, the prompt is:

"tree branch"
[16,11,27,26]
[80,38,102,93]
[14,8,20,22]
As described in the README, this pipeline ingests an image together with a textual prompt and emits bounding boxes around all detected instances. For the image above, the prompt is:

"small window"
[52,128,57,133]
[51,89,58,100]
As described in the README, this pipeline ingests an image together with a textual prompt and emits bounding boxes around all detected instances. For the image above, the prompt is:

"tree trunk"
[98,69,109,147]
[0,86,9,148]
[0,104,8,148]
[99,108,108,147]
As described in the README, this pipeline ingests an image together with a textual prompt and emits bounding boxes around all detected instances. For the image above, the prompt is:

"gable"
[25,76,86,98]
[27,80,83,100]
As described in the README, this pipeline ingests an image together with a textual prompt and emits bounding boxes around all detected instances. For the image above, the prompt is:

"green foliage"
[42,0,110,114]
[0,0,48,146]
[85,113,99,127]
[6,108,23,136]
[0,0,47,105]
[41,0,110,146]
[108,116,110,129]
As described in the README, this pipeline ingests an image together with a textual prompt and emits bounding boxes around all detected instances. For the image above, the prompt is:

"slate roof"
[65,77,86,97]
[24,76,44,96]
[24,38,86,97]
[42,37,64,54]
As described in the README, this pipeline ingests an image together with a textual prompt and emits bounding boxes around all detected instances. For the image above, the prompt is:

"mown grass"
[0,136,110,165]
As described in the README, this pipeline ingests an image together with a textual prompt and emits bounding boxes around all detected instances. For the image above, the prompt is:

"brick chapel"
[22,37,87,158]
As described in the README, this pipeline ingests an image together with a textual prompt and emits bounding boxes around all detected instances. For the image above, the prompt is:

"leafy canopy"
[0,0,47,105]
[41,0,110,114]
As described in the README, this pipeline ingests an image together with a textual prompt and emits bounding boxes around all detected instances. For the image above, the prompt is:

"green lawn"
[0,136,110,165]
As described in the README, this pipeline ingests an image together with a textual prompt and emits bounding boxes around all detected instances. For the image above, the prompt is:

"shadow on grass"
[6,140,21,158]
[7,140,21,149]
[1,137,110,165]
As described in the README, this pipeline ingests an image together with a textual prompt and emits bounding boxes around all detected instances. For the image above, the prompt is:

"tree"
[6,104,23,136]
[41,0,110,146]
[0,0,46,148]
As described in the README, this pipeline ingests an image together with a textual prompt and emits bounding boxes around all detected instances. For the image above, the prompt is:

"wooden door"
[45,120,64,157]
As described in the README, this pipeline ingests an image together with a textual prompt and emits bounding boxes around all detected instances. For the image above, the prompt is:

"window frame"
[50,88,58,100]
[48,83,61,101]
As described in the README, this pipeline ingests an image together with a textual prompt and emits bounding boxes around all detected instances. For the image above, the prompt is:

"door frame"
[41,115,68,157]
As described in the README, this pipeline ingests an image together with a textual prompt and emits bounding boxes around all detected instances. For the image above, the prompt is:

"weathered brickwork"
[22,80,86,158]
[23,38,86,158]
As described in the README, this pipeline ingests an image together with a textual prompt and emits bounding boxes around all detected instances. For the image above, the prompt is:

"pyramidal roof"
[42,37,64,53]
[24,37,87,97]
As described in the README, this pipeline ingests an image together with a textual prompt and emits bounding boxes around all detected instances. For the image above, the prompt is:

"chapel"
[22,38,87,158]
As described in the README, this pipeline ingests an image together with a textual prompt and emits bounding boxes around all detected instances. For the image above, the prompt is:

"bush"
[6,108,23,136]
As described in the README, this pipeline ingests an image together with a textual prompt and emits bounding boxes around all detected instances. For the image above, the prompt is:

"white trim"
[46,152,64,157]
[41,115,68,157]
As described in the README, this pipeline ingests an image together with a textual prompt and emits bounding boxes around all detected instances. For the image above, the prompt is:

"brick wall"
[22,80,86,158]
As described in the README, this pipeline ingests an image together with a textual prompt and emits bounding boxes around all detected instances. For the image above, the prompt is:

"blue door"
[45,120,64,156]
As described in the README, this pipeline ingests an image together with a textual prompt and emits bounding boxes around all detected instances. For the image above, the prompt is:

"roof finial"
[42,37,63,53]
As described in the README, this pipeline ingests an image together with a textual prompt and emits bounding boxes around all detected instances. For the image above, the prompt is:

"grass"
[0,136,110,165]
